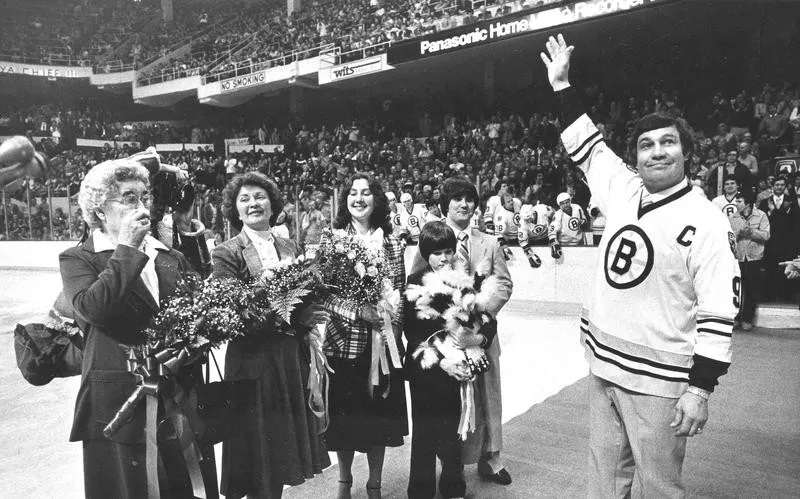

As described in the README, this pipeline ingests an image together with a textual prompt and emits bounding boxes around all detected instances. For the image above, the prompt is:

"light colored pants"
[588,374,687,499]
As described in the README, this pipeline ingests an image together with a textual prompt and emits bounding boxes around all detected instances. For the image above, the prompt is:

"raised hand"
[539,33,574,91]
[117,209,151,249]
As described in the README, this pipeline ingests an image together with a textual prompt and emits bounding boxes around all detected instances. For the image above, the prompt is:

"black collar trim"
[638,182,693,219]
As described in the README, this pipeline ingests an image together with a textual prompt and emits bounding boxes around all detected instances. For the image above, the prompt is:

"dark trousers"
[737,260,763,323]
[763,257,796,302]
[408,369,465,499]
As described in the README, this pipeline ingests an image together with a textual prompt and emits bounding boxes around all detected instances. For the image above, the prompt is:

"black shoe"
[478,462,512,485]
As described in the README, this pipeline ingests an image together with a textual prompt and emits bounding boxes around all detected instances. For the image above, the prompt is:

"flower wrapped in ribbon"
[316,228,404,397]
[102,275,271,499]
[406,265,500,439]
[254,254,333,432]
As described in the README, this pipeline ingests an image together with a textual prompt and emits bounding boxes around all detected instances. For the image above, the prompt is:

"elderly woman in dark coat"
[213,172,330,499]
[59,158,217,498]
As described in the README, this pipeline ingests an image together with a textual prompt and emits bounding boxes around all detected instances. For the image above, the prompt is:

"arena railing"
[202,44,334,84]
[93,60,136,74]
[0,52,89,67]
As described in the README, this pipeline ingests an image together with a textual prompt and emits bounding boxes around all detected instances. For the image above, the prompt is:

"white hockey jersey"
[493,205,521,240]
[562,114,739,398]
[518,203,554,244]
[484,195,521,224]
[712,193,738,217]
[549,204,587,245]
[395,203,426,241]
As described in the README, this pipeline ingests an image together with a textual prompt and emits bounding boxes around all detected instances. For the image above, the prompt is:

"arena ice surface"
[0,268,587,498]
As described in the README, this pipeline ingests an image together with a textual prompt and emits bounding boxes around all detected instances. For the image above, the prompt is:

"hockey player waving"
[541,34,739,498]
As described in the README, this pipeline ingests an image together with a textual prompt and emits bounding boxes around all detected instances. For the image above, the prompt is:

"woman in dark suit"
[321,172,408,499]
[213,172,330,499]
[60,159,217,498]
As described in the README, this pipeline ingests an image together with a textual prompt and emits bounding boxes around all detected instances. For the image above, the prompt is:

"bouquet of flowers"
[315,228,391,306]
[104,275,272,436]
[103,274,270,498]
[406,264,500,438]
[254,254,324,325]
[316,228,403,396]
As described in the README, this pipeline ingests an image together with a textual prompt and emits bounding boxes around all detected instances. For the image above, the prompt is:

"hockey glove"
[524,247,542,268]
[550,242,562,260]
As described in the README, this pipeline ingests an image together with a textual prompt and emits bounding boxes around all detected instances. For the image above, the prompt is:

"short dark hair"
[628,112,695,166]
[334,172,392,234]
[222,172,284,230]
[734,190,755,206]
[723,175,739,185]
[419,221,456,261]
[439,177,478,216]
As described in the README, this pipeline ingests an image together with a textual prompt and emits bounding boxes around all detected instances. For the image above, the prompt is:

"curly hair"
[334,172,392,234]
[78,159,150,230]
[222,172,284,230]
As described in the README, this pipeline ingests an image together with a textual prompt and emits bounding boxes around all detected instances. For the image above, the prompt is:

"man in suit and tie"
[411,176,514,485]
[758,175,800,301]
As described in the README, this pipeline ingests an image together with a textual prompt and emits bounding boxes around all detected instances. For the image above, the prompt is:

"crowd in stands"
[4,80,799,256]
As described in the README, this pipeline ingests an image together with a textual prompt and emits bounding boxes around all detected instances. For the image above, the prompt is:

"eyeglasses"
[107,193,152,207]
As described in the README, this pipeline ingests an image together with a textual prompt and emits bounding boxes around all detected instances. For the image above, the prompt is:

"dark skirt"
[221,334,330,498]
[324,348,409,452]
[82,438,218,499]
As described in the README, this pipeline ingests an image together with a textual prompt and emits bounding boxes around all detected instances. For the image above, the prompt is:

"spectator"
[729,191,770,330]
[759,176,800,302]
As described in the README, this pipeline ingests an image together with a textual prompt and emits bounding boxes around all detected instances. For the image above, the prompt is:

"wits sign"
[318,54,393,85]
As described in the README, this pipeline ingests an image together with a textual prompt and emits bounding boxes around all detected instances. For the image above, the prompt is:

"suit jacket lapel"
[469,228,488,268]
[154,250,182,310]
[237,232,263,278]
[273,236,297,260]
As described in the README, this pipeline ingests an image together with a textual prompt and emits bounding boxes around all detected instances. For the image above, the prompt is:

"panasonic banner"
[389,0,666,64]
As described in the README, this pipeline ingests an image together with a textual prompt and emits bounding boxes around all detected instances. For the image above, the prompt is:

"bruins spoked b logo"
[568,217,581,231]
[408,216,419,227]
[513,213,521,226]
[532,224,547,236]
[604,225,654,289]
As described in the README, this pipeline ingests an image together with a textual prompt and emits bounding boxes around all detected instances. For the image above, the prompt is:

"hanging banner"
[0,61,93,79]
[389,0,667,63]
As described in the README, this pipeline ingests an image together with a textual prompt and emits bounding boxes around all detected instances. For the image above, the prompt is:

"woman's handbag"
[14,293,83,386]
[191,350,254,445]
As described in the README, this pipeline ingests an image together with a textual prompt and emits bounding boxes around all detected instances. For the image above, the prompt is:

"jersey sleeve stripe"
[567,130,602,159]
[572,136,603,166]
[582,327,690,373]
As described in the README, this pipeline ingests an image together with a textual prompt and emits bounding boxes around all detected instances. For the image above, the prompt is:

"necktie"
[458,231,471,273]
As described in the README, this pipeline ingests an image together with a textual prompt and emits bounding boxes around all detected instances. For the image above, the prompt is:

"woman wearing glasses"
[59,159,217,498]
